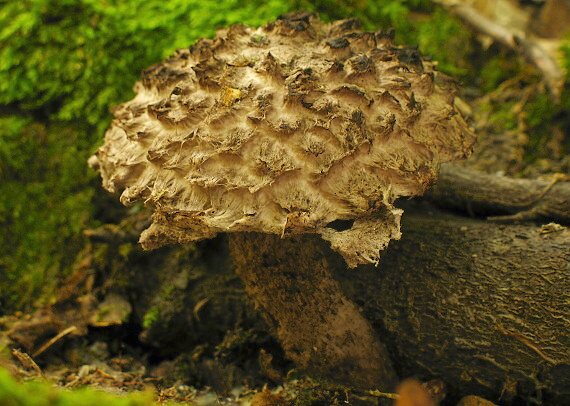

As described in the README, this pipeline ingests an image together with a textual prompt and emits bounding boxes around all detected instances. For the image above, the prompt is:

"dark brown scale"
[142,64,188,90]
[395,47,424,71]
[174,48,190,60]
[147,148,169,164]
[226,24,250,39]
[375,29,396,47]
[330,18,361,36]
[375,91,403,111]
[285,68,316,98]
[351,110,365,125]
[193,60,222,90]
[189,38,215,61]
[370,48,394,63]
[277,10,313,23]
[406,92,421,111]
[326,61,345,76]
[346,55,377,86]
[331,85,373,105]
[349,55,374,73]
[284,19,309,32]
[256,52,282,78]
[346,32,377,53]
[326,37,350,49]
[116,120,146,140]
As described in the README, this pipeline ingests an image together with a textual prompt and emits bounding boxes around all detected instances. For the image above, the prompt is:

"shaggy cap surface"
[92,11,475,267]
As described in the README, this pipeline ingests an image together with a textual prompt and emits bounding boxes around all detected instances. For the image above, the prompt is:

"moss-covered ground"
[0,368,158,406]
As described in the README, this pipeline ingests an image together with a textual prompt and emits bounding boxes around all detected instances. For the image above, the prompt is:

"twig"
[12,349,43,377]
[112,381,144,387]
[366,389,400,400]
[95,368,117,379]
[193,298,209,321]
[33,325,78,358]
[486,207,541,222]
[432,0,565,98]
[426,164,570,224]
[486,173,569,222]
[496,325,558,365]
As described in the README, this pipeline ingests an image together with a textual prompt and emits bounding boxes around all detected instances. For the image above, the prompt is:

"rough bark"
[341,203,570,404]
[228,203,570,404]
[229,233,398,390]
[80,190,570,403]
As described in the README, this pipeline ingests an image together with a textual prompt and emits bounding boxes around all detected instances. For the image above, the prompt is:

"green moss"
[0,0,293,130]
[478,55,518,92]
[142,306,160,330]
[561,40,570,79]
[0,0,474,139]
[489,101,519,131]
[524,92,570,163]
[295,393,318,406]
[525,94,553,128]
[289,380,352,406]
[0,368,166,406]
[118,244,134,260]
[519,41,570,163]
[414,8,471,76]
[0,119,96,311]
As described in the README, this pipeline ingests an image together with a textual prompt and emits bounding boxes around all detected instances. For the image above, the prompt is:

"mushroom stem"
[228,232,398,390]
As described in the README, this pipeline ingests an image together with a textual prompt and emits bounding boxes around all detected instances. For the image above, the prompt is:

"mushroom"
[91,11,475,390]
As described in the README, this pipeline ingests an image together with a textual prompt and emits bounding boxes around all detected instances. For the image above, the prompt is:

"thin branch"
[12,349,43,377]
[33,325,78,358]
[432,0,565,98]
[425,164,570,224]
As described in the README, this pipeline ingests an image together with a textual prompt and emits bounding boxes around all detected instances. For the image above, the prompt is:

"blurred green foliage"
[477,54,521,92]
[480,42,570,167]
[0,367,164,406]
[561,41,570,78]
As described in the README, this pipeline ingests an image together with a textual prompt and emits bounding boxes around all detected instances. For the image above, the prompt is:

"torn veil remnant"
[91,11,475,268]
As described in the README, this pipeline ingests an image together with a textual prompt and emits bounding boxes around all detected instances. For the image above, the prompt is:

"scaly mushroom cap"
[92,12,475,267]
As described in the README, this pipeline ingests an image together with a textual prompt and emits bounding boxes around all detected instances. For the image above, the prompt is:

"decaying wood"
[432,0,565,98]
[228,204,570,403]
[78,193,569,402]
[341,205,569,404]
[426,164,570,223]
